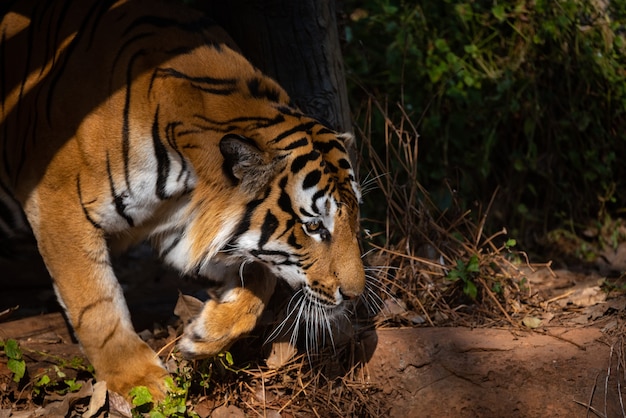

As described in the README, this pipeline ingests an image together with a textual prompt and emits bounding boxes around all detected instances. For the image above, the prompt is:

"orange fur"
[1,0,364,400]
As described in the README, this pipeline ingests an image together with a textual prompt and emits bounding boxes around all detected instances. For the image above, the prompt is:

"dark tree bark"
[204,0,352,136]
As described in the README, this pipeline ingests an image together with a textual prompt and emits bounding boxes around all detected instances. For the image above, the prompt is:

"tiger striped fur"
[0,0,364,400]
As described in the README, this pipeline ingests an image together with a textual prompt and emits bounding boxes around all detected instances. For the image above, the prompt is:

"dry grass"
[175,97,559,416]
[354,96,545,329]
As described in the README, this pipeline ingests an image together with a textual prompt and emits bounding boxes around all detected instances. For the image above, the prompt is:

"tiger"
[0,0,365,400]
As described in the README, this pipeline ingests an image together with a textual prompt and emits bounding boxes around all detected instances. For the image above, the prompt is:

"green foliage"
[447,254,480,299]
[345,0,626,240]
[1,339,26,382]
[131,377,197,418]
[0,339,26,382]
[129,351,240,417]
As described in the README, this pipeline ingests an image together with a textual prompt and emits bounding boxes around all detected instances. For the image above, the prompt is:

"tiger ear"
[337,132,356,150]
[338,132,359,173]
[220,134,277,194]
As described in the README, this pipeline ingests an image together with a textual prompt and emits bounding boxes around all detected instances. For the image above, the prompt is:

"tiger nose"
[338,276,365,300]
[339,287,359,300]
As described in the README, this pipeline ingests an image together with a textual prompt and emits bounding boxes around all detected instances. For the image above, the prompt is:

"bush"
[344,0,626,243]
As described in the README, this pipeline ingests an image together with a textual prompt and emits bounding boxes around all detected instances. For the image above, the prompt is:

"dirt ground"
[1,240,625,417]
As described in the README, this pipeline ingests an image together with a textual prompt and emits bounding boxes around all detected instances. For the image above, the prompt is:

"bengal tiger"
[0,0,364,400]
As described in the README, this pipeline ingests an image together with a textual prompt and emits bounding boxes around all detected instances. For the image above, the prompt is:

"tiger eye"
[306,220,321,232]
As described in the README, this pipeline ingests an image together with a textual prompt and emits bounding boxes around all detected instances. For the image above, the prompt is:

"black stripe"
[299,207,315,217]
[287,230,302,250]
[46,0,104,124]
[326,162,339,174]
[161,233,182,258]
[270,121,317,144]
[98,318,120,349]
[76,175,102,230]
[227,189,270,246]
[152,107,170,199]
[106,154,134,227]
[192,113,285,130]
[165,122,191,191]
[249,249,299,266]
[112,32,151,86]
[314,139,347,154]
[315,127,335,135]
[338,158,352,169]
[75,296,114,329]
[122,15,218,37]
[150,67,237,94]
[122,49,147,192]
[259,210,279,248]
[278,177,295,216]
[311,187,329,214]
[290,150,320,174]
[275,105,303,118]
[190,83,236,95]
[281,137,308,151]
[302,170,322,189]
[247,77,281,102]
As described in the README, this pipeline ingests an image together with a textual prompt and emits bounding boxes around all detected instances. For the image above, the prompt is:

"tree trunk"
[205,0,352,136]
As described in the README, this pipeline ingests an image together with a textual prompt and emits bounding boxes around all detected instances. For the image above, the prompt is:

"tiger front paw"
[179,262,276,359]
[93,339,169,402]
[178,295,261,359]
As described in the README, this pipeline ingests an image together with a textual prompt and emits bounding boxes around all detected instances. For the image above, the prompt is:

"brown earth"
[1,241,625,417]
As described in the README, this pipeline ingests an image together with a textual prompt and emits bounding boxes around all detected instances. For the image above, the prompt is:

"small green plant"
[128,350,239,418]
[131,376,198,418]
[33,374,51,396]
[447,254,480,299]
[1,339,26,383]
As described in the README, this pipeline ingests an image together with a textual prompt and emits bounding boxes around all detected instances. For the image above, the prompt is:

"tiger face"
[220,128,365,307]
[1,0,365,400]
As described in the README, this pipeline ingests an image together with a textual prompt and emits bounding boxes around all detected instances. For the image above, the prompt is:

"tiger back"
[0,0,364,400]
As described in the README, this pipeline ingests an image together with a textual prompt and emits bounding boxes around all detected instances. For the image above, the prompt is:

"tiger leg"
[179,262,277,358]
[30,187,169,400]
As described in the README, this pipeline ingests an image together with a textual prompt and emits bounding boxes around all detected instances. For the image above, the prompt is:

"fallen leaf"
[266,340,297,369]
[39,380,93,417]
[108,390,132,418]
[174,292,204,324]
[211,404,246,418]
[557,286,606,308]
[522,316,542,329]
[83,381,108,418]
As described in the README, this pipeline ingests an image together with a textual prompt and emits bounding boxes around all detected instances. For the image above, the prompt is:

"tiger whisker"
[359,171,387,196]
[265,289,304,345]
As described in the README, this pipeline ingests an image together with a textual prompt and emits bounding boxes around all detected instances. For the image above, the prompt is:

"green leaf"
[8,358,26,382]
[464,44,478,55]
[505,239,517,248]
[224,351,234,366]
[64,378,83,392]
[5,339,22,360]
[463,279,478,300]
[467,255,480,272]
[492,5,506,22]
[36,374,51,387]
[130,386,154,407]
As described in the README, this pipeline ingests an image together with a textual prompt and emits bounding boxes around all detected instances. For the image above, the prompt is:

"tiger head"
[221,124,365,308]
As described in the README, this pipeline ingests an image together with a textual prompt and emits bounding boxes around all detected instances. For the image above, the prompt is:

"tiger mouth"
[301,285,343,312]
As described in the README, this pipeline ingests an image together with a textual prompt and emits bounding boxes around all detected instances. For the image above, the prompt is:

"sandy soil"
[1,241,625,417]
